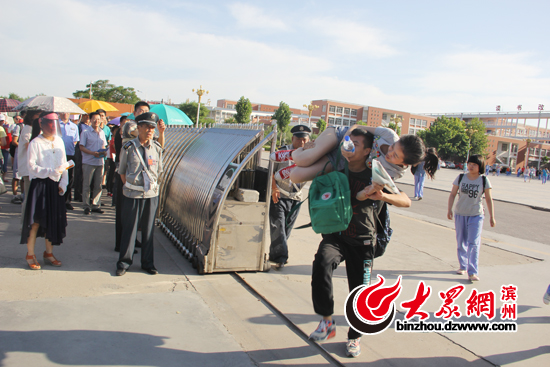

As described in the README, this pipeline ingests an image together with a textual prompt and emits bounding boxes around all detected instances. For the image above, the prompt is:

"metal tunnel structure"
[157,124,277,274]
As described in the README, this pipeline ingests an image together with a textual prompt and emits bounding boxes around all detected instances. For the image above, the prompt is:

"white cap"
[0,114,5,121]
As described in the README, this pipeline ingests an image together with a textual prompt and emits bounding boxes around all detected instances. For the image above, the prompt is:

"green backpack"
[292,146,353,234]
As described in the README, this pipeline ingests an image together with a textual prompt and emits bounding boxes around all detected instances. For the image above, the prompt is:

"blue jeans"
[455,214,484,276]
[1,149,9,173]
[414,173,425,198]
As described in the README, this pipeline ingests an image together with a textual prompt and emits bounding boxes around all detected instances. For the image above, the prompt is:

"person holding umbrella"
[21,112,68,270]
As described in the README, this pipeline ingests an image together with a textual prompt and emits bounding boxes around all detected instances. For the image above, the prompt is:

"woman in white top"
[21,112,69,270]
[447,154,496,282]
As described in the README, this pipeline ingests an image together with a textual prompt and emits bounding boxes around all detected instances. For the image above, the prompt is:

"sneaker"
[469,274,480,282]
[11,196,22,204]
[544,286,550,305]
[270,149,294,162]
[417,197,423,201]
[346,338,361,358]
[91,208,105,214]
[309,319,336,342]
[274,164,296,182]
[84,208,91,215]
[456,269,466,275]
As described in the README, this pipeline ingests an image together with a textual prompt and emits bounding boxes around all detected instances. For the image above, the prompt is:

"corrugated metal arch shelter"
[158,123,277,273]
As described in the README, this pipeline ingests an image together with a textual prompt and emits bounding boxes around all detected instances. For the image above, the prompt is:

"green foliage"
[0,93,27,102]
[224,116,237,124]
[388,122,401,136]
[73,80,140,104]
[178,101,210,124]
[418,116,488,161]
[235,96,252,124]
[316,118,327,133]
[202,118,216,125]
[272,101,292,146]
[355,120,368,125]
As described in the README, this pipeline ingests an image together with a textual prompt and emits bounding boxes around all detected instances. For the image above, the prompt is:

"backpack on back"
[291,144,353,234]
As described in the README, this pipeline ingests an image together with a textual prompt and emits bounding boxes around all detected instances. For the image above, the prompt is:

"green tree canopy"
[272,101,292,146]
[178,101,210,124]
[417,116,488,161]
[388,122,401,136]
[316,118,327,133]
[73,80,140,104]
[235,96,252,124]
[0,93,27,102]
[224,116,237,124]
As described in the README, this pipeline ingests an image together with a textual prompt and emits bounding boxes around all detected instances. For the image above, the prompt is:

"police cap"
[291,124,311,138]
[135,112,159,127]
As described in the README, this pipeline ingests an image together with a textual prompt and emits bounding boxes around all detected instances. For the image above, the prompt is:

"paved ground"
[1,160,549,366]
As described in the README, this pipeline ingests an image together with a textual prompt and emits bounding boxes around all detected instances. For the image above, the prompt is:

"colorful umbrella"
[78,100,118,114]
[14,96,86,114]
[0,98,21,112]
[108,117,121,126]
[127,104,193,125]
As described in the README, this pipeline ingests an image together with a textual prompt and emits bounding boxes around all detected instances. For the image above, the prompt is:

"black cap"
[135,112,159,127]
[291,124,311,138]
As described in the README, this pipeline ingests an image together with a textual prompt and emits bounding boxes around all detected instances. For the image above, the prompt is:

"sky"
[1,0,550,114]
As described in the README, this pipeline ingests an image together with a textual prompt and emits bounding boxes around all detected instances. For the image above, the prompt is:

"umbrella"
[108,117,121,126]
[127,104,193,125]
[78,100,118,114]
[14,96,87,114]
[0,98,21,112]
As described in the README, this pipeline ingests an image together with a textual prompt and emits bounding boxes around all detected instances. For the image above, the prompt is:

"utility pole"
[192,86,209,127]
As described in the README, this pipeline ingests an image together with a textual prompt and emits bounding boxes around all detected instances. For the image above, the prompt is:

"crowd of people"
[0,101,165,275]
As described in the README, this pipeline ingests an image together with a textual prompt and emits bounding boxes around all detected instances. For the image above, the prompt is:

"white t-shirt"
[452,174,492,216]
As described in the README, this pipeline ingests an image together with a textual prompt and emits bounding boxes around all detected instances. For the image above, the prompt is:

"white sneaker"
[346,338,361,357]
[309,319,336,342]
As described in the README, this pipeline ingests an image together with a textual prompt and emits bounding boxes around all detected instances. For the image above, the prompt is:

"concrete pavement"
[1,161,549,366]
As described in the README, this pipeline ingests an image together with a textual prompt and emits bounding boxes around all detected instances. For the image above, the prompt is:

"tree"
[272,101,292,146]
[235,96,252,124]
[0,93,26,102]
[388,122,401,136]
[224,116,237,124]
[541,156,549,167]
[417,116,488,161]
[73,80,140,104]
[316,118,327,133]
[178,101,209,124]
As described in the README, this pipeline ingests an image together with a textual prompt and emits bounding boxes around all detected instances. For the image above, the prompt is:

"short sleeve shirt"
[119,138,163,199]
[453,174,492,216]
[80,129,107,166]
[59,121,80,156]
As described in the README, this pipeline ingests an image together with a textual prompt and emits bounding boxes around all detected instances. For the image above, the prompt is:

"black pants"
[312,234,374,340]
[269,197,300,264]
[117,196,159,270]
[114,173,124,251]
[73,146,83,201]
[63,155,75,203]
[106,159,116,194]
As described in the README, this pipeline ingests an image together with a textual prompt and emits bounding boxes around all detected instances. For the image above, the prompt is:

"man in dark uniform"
[268,124,311,269]
[116,112,163,276]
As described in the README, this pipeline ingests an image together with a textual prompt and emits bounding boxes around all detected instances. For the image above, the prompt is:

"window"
[422,120,427,127]
[329,106,335,113]
[227,104,234,109]
[336,107,343,114]
[335,118,342,125]
[410,118,416,125]
[328,117,335,124]
[501,143,508,151]
[322,105,326,112]
[351,109,357,116]
[344,108,350,115]
[382,113,388,121]
[343,119,350,126]
[512,144,518,153]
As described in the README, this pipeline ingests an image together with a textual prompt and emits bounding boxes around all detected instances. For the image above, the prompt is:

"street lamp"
[390,115,402,135]
[192,86,209,127]
[303,103,319,128]
[535,104,544,169]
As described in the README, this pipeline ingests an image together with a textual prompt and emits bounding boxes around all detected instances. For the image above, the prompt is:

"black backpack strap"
[458,173,464,187]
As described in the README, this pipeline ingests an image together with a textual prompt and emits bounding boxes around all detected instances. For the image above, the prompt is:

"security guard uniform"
[269,124,311,267]
[116,113,163,275]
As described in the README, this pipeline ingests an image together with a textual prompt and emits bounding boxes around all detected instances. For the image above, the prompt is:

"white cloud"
[229,3,289,31]
[308,18,398,58]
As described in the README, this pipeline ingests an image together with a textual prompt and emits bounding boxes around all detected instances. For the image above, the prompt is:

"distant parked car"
[439,160,446,168]
[445,161,455,169]
[456,163,464,170]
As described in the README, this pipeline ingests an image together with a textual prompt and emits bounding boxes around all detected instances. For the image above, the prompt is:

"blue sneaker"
[309,319,336,342]
[346,338,361,357]
[544,285,550,305]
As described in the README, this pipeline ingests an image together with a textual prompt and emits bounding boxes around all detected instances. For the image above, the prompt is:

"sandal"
[469,274,480,282]
[26,253,41,270]
[43,251,62,267]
